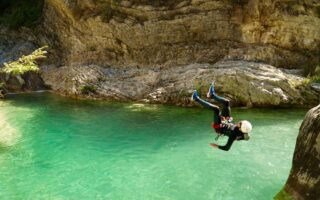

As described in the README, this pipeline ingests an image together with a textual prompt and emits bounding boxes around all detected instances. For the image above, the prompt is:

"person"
[191,83,252,151]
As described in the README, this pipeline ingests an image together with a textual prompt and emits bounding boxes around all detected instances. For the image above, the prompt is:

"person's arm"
[210,134,236,151]
[218,135,236,151]
[236,133,250,141]
[243,133,250,140]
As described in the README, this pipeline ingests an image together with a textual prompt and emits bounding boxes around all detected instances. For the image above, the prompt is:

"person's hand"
[209,143,219,148]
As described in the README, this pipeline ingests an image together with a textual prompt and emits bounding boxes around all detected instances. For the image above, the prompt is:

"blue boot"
[207,82,216,98]
[191,90,199,101]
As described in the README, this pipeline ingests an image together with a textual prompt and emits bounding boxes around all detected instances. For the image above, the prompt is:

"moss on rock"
[274,188,293,200]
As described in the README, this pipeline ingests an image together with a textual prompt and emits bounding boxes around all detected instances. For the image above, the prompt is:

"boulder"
[275,105,320,200]
[41,61,319,107]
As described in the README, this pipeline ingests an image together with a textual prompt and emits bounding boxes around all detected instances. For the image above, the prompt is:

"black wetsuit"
[195,91,248,151]
[215,123,246,151]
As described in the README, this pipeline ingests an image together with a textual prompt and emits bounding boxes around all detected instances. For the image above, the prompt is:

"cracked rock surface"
[41,60,319,107]
[280,105,320,200]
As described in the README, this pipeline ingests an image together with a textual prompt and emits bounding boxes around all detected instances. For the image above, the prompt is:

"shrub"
[0,82,6,90]
[301,65,320,85]
[310,66,320,83]
[2,46,47,75]
[308,65,320,84]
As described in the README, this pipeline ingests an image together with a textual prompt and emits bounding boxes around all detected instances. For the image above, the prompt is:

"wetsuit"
[194,92,249,151]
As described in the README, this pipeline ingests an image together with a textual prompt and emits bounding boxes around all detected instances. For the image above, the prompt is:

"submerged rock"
[276,105,320,200]
[41,61,319,107]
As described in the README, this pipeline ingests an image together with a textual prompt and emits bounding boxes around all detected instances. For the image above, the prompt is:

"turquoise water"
[0,93,306,200]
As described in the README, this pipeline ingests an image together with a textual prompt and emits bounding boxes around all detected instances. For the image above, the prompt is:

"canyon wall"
[41,0,319,68]
[0,0,319,106]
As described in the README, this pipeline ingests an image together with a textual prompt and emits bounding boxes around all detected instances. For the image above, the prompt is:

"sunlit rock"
[41,61,319,107]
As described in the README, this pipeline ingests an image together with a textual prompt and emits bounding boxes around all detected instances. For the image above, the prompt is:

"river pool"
[0,93,306,200]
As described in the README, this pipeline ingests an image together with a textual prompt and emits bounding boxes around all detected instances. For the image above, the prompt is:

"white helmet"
[240,120,252,133]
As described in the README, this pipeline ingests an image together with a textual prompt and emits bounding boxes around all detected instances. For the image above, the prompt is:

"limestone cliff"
[275,105,320,200]
[42,0,320,68]
[0,0,319,106]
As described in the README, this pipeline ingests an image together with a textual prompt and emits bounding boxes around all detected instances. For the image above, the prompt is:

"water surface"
[0,93,306,200]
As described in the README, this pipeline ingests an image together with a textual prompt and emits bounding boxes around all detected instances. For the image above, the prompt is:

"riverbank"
[40,60,320,108]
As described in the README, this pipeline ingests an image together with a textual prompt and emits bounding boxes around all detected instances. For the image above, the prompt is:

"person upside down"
[191,83,252,151]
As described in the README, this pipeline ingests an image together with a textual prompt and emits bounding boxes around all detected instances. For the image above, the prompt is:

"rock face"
[279,105,320,200]
[0,0,319,106]
[41,60,319,107]
[0,28,37,64]
[41,0,320,68]
[0,28,48,93]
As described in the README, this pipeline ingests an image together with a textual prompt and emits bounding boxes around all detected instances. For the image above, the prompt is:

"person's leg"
[220,98,231,117]
[192,91,221,124]
[207,83,231,117]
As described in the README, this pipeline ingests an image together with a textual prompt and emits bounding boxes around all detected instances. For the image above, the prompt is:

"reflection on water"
[125,103,160,112]
[0,112,20,147]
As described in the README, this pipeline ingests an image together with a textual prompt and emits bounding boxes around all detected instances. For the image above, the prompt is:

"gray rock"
[41,61,319,107]
[277,105,320,200]
[310,83,320,92]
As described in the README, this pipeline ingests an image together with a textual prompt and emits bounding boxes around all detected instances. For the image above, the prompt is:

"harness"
[212,116,233,140]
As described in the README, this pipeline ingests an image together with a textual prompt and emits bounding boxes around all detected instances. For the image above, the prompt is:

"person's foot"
[207,82,216,98]
[191,90,199,101]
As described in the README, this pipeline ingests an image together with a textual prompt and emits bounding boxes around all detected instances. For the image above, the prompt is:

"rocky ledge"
[41,60,319,107]
[275,105,320,200]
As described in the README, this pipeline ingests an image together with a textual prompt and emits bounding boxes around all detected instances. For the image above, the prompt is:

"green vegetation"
[101,3,114,22]
[309,66,320,83]
[2,46,47,76]
[0,82,6,97]
[80,85,97,95]
[303,65,320,85]
[0,82,6,90]
[274,188,293,200]
[0,0,44,29]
